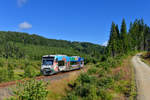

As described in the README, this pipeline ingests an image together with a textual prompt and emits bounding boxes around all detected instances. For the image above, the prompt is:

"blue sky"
[0,0,150,45]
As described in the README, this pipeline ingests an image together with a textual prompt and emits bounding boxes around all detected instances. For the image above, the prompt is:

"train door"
[58,60,66,71]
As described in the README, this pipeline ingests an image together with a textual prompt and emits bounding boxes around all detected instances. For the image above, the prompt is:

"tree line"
[107,18,150,57]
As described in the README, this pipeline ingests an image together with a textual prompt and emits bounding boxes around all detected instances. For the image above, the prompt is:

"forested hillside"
[0,31,105,62]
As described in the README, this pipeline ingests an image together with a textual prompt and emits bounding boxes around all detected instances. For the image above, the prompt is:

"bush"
[114,80,130,94]
[84,85,98,100]
[77,73,96,85]
[65,83,99,100]
[7,79,48,100]
[24,65,37,78]
[98,76,114,89]
[0,58,5,67]
[64,92,78,100]
[0,68,8,82]
[98,69,106,77]
[7,63,14,80]
[87,67,98,75]
[98,89,113,100]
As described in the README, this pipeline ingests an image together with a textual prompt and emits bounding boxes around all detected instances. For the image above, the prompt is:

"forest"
[107,18,150,57]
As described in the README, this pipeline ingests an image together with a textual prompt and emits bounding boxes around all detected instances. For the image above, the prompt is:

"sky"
[0,0,150,45]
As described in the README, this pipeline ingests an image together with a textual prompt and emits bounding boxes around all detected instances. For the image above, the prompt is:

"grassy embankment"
[47,53,137,100]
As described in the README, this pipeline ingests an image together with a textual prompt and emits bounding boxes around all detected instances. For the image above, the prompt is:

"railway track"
[0,68,85,88]
[0,67,87,100]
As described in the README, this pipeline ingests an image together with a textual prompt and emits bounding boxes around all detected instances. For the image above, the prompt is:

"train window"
[70,61,78,65]
[43,60,53,65]
[58,61,65,66]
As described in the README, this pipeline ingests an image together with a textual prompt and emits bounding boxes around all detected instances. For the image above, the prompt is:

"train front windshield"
[42,57,54,65]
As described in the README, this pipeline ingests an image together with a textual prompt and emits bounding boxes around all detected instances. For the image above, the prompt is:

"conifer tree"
[128,20,139,50]
[138,19,145,50]
[115,24,122,54]
[120,19,128,53]
[115,25,120,38]
[144,25,150,50]
[108,22,118,57]
[128,22,133,51]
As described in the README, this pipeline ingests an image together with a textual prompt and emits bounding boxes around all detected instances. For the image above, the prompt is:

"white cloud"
[17,0,27,7]
[19,22,32,30]
[102,41,108,46]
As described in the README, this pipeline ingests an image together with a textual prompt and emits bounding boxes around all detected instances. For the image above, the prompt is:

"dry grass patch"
[47,67,88,100]
[111,56,136,100]
[112,56,132,81]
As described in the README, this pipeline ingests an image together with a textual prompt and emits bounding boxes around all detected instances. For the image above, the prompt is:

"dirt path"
[0,67,87,100]
[132,54,150,100]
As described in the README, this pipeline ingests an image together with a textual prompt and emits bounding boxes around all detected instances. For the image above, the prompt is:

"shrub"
[87,67,97,75]
[0,58,5,67]
[98,89,113,100]
[98,76,114,89]
[77,73,96,85]
[7,63,14,80]
[65,83,99,100]
[114,80,130,94]
[98,69,106,77]
[113,70,123,81]
[85,85,98,100]
[0,68,8,82]
[7,79,48,100]
[24,65,37,78]
[64,92,78,100]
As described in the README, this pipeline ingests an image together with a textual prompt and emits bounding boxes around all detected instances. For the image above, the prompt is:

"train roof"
[42,55,67,57]
[42,55,84,62]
